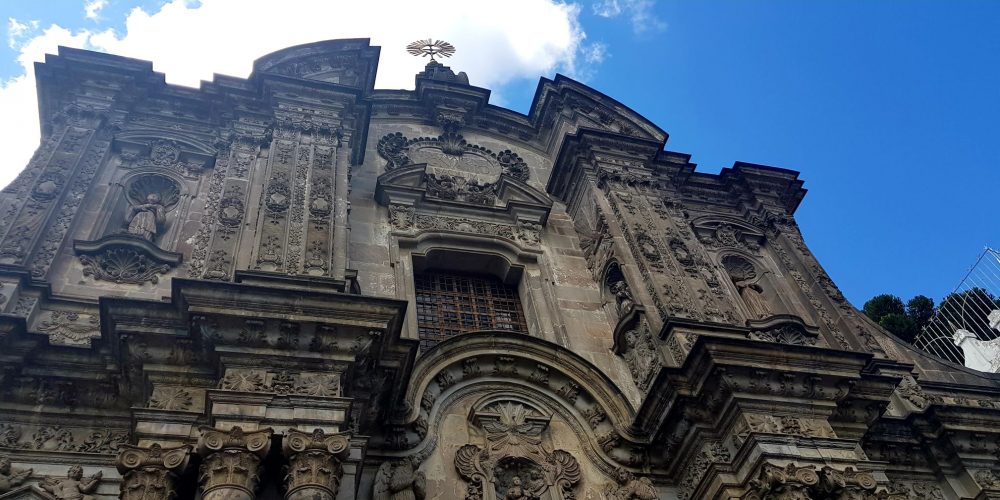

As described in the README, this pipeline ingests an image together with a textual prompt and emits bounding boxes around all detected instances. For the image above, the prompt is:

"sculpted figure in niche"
[604,468,658,500]
[505,476,533,500]
[611,280,635,317]
[373,457,426,500]
[0,456,32,493]
[40,465,102,500]
[126,193,166,241]
[723,255,771,320]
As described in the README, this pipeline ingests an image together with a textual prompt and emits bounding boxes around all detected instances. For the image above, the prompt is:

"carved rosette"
[281,429,350,500]
[117,443,192,500]
[197,426,273,500]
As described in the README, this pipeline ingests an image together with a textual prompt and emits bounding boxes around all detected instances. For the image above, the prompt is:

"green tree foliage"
[862,293,929,343]
[906,295,935,330]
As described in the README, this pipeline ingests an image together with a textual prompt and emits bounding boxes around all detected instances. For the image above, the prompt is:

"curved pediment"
[251,38,379,91]
[690,215,766,252]
[375,163,552,223]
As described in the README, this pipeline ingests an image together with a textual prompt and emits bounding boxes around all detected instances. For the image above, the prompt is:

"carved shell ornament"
[722,255,757,282]
[127,173,181,210]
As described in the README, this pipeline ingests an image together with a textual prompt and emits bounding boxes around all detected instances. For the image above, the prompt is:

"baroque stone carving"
[373,457,426,500]
[80,247,170,284]
[36,310,100,346]
[454,402,581,500]
[117,443,192,500]
[723,255,771,320]
[197,426,273,500]
[426,173,496,205]
[748,323,817,346]
[621,320,658,391]
[376,132,530,182]
[603,467,658,499]
[743,463,817,500]
[0,455,32,494]
[283,429,351,500]
[40,465,102,500]
[148,386,194,411]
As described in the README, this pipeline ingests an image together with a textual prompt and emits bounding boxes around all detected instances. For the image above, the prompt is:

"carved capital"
[743,463,818,500]
[196,426,272,500]
[117,443,192,500]
[281,429,350,500]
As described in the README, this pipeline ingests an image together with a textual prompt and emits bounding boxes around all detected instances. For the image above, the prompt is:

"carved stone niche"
[722,254,777,324]
[73,173,184,285]
[455,397,582,500]
[692,217,766,253]
[746,315,823,347]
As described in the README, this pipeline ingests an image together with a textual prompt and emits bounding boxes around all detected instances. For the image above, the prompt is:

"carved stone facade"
[0,38,997,500]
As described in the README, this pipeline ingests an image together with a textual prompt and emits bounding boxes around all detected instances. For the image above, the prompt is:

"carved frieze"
[0,423,128,454]
[35,310,99,346]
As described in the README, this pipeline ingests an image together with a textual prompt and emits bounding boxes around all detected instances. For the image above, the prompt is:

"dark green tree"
[863,294,905,323]
[906,295,935,328]
[863,294,919,342]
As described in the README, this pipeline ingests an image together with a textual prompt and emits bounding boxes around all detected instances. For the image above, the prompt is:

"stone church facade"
[0,39,998,500]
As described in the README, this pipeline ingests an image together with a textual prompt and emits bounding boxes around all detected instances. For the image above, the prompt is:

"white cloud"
[0,0,597,188]
[7,18,39,49]
[592,0,665,34]
[84,0,108,21]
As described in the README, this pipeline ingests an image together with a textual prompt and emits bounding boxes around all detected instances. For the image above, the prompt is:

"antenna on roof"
[406,39,456,61]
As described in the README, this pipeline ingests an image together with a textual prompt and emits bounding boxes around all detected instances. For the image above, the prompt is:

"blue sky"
[1,1,996,308]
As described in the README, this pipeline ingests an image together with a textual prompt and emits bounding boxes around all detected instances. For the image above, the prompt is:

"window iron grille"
[414,271,528,351]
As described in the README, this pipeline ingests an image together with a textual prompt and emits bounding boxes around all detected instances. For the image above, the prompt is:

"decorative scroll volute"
[281,428,351,500]
[116,443,192,500]
[197,426,273,500]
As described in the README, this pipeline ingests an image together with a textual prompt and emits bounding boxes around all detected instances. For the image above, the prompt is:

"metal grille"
[414,271,527,351]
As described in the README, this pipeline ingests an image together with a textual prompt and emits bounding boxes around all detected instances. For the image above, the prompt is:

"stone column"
[197,426,273,500]
[281,429,350,500]
[117,444,192,500]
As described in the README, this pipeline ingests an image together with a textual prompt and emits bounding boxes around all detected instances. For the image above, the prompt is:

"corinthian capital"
[282,428,351,500]
[116,443,192,500]
[197,426,273,500]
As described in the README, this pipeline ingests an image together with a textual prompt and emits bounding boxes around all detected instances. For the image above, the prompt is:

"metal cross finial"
[406,39,456,61]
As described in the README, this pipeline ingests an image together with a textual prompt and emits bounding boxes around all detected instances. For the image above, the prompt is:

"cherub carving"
[40,465,102,500]
[0,455,32,493]
[373,457,425,500]
[604,468,658,499]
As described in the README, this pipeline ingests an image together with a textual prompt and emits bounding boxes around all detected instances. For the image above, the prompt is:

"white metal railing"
[913,247,1000,370]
